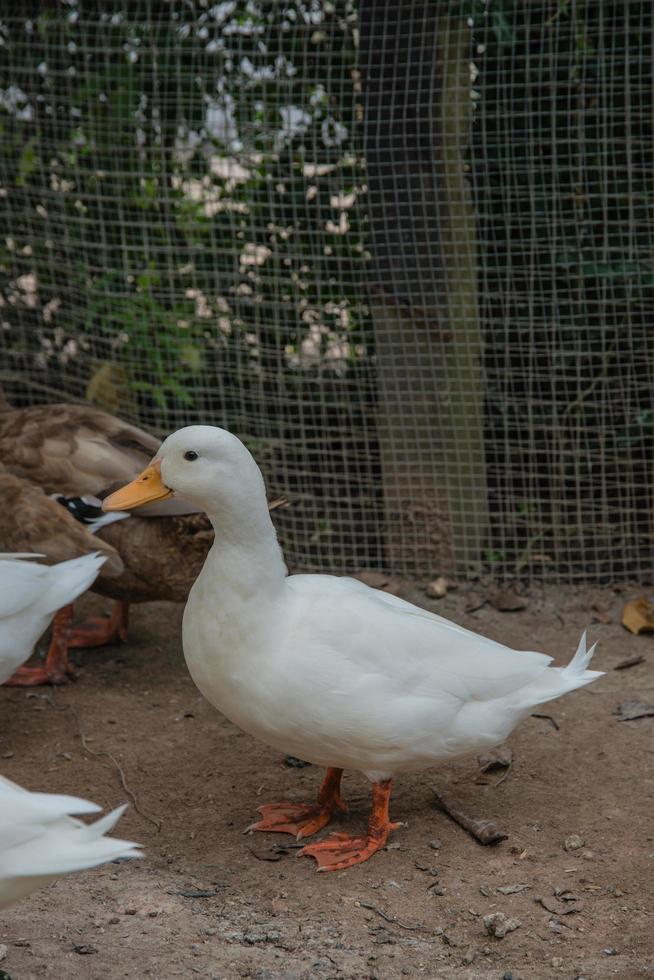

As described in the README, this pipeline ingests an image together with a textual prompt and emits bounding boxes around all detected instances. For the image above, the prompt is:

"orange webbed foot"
[4,664,70,687]
[299,826,399,871]
[249,801,339,839]
[3,604,78,687]
[247,766,346,840]
[299,777,399,872]
[68,600,129,649]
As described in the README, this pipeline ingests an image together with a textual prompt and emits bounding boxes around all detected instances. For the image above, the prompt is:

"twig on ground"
[44,691,162,831]
[531,712,560,731]
[614,655,645,671]
[492,762,512,787]
[358,899,424,932]
[433,791,508,845]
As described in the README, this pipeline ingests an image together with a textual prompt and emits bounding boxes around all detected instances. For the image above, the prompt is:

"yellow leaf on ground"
[622,596,654,634]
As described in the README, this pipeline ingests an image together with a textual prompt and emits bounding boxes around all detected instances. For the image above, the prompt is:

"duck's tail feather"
[556,630,603,690]
[40,552,106,616]
[514,630,602,710]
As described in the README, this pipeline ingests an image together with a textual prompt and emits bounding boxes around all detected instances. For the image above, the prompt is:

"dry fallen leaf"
[622,596,654,634]
[535,895,584,915]
[488,587,527,612]
[497,883,530,895]
[478,746,513,773]
[614,700,654,721]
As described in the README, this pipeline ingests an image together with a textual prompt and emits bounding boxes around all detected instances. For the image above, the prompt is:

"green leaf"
[16,138,38,186]
[490,9,517,46]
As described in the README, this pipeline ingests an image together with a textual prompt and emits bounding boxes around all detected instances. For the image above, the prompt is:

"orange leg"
[68,600,129,649]
[4,605,76,687]
[299,778,401,872]
[248,767,347,840]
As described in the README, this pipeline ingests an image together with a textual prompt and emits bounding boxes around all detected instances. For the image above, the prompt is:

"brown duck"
[0,389,286,683]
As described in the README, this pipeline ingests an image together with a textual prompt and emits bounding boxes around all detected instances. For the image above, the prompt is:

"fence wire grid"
[1,1,653,583]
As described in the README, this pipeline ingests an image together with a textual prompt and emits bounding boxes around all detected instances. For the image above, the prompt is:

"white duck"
[104,426,602,872]
[0,552,106,685]
[0,775,141,908]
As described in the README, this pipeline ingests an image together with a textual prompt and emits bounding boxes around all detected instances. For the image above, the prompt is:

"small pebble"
[551,957,563,967]
[582,850,596,860]
[429,839,441,850]
[0,945,6,962]
[426,576,449,599]
[563,834,585,852]
[123,908,137,916]
[483,912,521,939]
[108,917,120,925]
[73,944,98,955]
[603,947,617,956]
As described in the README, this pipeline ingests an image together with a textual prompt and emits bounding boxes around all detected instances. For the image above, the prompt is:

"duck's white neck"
[203,493,288,601]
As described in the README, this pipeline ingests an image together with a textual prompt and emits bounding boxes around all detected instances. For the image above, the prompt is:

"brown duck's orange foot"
[68,600,129,649]
[3,604,77,688]
[248,767,346,840]
[299,824,400,871]
[4,664,71,687]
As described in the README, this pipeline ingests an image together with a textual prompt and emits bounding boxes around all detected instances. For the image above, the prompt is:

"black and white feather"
[50,494,130,534]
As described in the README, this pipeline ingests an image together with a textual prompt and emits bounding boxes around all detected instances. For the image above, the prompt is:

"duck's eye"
[184,450,199,462]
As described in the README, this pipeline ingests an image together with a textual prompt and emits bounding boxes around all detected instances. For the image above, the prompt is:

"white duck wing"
[0,776,141,909]
[0,553,106,620]
[0,558,53,618]
[2,805,141,879]
[0,553,106,683]
[285,574,553,703]
[0,775,100,850]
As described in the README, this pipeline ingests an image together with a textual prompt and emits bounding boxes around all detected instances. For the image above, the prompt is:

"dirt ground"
[1,580,653,980]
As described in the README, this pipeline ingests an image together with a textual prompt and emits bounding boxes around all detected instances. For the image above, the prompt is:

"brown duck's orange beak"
[102,459,173,512]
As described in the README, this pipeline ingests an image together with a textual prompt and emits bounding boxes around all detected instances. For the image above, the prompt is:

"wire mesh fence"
[1,1,653,582]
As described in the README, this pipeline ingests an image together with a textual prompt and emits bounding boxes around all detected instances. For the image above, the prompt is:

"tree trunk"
[359,2,488,576]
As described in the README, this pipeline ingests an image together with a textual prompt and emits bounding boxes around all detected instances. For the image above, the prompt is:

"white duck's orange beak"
[102,459,173,511]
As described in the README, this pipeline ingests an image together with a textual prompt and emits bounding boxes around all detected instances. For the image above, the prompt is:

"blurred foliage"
[0,0,369,427]
[0,0,382,569]
[468,0,654,577]
[1,0,654,577]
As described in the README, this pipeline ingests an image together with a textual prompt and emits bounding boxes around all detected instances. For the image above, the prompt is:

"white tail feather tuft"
[563,631,600,677]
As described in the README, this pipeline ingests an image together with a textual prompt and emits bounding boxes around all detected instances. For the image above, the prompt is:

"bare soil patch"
[1,583,653,979]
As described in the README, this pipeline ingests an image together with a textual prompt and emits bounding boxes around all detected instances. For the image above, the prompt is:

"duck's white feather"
[186,568,601,780]
[133,425,603,785]
[0,776,141,908]
[0,552,106,683]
